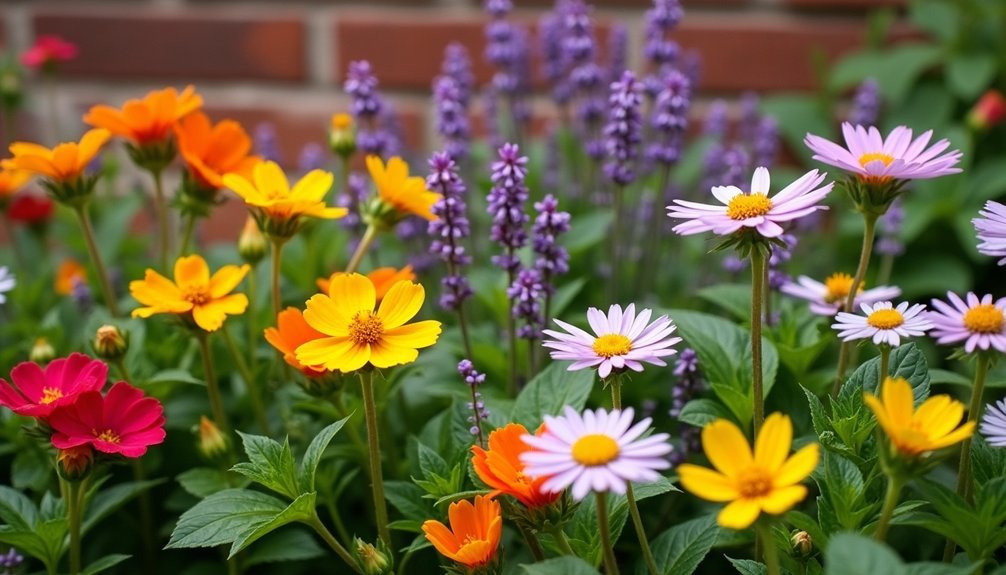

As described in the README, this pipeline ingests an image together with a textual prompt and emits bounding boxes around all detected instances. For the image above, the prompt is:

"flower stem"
[552,527,576,556]
[197,332,230,434]
[359,370,392,547]
[307,512,364,574]
[247,268,258,372]
[596,491,620,575]
[750,247,766,437]
[878,345,891,392]
[755,523,781,575]
[151,169,170,272]
[873,474,904,542]
[270,239,286,320]
[63,478,84,575]
[834,213,879,395]
[220,325,272,436]
[73,205,120,317]
[506,267,519,396]
[345,223,379,274]
[955,353,990,503]
[179,212,197,257]
[609,185,623,302]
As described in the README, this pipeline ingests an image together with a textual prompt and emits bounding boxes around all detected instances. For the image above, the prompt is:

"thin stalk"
[345,223,379,274]
[756,523,781,575]
[456,303,475,362]
[64,478,83,575]
[878,345,891,392]
[220,325,272,436]
[552,527,576,556]
[73,205,120,316]
[131,459,157,574]
[324,494,352,547]
[179,212,197,257]
[514,519,545,561]
[834,213,879,394]
[877,253,895,286]
[226,558,238,575]
[197,332,230,433]
[955,353,991,503]
[331,390,368,461]
[307,513,363,574]
[873,474,904,541]
[609,185,623,302]
[360,370,392,547]
[596,491,620,575]
[506,265,519,396]
[114,359,132,384]
[750,248,767,436]
[468,365,485,448]
[247,268,258,373]
[270,240,286,319]
[151,169,170,272]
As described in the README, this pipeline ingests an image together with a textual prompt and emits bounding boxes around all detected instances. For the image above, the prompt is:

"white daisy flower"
[832,301,932,347]
[0,266,15,305]
[980,398,1006,447]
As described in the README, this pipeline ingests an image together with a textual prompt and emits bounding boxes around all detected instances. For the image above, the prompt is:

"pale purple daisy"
[832,301,932,347]
[980,398,1006,447]
[520,406,672,500]
[0,266,14,305]
[542,304,680,379]
[974,200,1006,266]
[804,123,962,182]
[780,272,901,316]
[667,167,832,239]
[928,292,1006,354]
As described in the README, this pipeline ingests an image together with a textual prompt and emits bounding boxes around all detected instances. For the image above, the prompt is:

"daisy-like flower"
[264,307,328,378]
[804,123,962,183]
[520,406,672,501]
[974,200,1006,266]
[928,292,1006,354]
[832,301,932,347]
[0,266,14,305]
[471,422,561,509]
[175,111,259,193]
[316,266,416,301]
[0,353,108,419]
[365,155,441,222]
[130,254,250,332]
[542,303,680,379]
[83,85,203,147]
[294,273,442,372]
[422,495,502,569]
[864,376,974,457]
[667,167,832,238]
[49,382,166,458]
[4,129,110,203]
[979,398,1006,447]
[679,413,819,529]
[780,273,901,316]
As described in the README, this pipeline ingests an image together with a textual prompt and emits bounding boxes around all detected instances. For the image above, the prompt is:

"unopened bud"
[968,90,1006,132]
[57,445,94,481]
[329,113,357,159]
[196,416,229,458]
[238,216,267,265]
[353,537,392,575]
[93,324,128,361]
[791,530,813,557]
[29,338,55,365]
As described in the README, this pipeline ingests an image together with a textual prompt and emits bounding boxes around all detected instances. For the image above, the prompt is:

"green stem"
[345,223,379,274]
[324,493,352,548]
[331,390,368,460]
[131,459,157,574]
[63,478,84,575]
[596,491,620,575]
[114,359,132,384]
[73,205,120,317]
[247,268,258,373]
[360,370,392,547]
[270,240,286,320]
[152,169,170,272]
[834,213,879,395]
[179,212,197,257]
[641,166,671,291]
[226,557,238,575]
[878,345,891,392]
[220,325,272,435]
[750,247,766,437]
[515,519,545,562]
[197,332,230,434]
[308,512,363,573]
[756,523,781,575]
[877,252,895,286]
[552,527,576,557]
[955,353,991,503]
[609,185,623,302]
[873,474,904,542]
[506,266,519,396]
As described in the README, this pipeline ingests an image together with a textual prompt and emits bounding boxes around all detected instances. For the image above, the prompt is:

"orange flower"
[472,423,561,509]
[175,111,259,191]
[0,167,31,201]
[54,259,87,295]
[365,155,441,222]
[316,266,415,301]
[422,496,502,569]
[83,85,203,146]
[5,129,110,184]
[264,307,328,377]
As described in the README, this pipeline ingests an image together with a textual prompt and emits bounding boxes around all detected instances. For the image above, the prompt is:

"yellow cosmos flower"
[365,155,441,222]
[129,255,250,332]
[294,273,441,372]
[316,266,416,302]
[679,413,819,529]
[864,377,975,457]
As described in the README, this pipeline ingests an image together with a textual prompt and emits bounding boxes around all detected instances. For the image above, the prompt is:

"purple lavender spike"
[427,152,474,311]
[603,70,644,186]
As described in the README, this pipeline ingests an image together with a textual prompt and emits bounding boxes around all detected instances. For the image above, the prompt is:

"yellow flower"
[316,266,416,302]
[294,273,441,372]
[365,155,441,222]
[129,255,249,332]
[679,413,819,529]
[864,377,975,457]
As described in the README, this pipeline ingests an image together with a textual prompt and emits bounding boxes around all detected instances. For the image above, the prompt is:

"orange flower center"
[726,193,772,220]
[592,334,632,358]
[40,387,63,405]
[183,287,211,305]
[867,309,904,330]
[571,434,620,466]
[823,273,862,304]
[963,304,1004,334]
[858,152,894,168]
[737,467,773,498]
[94,429,121,444]
[349,311,384,345]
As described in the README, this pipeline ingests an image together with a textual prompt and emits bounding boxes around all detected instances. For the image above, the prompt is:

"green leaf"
[946,53,996,100]
[697,284,751,322]
[177,468,239,499]
[521,556,601,575]
[510,361,594,429]
[81,554,131,575]
[298,416,350,493]
[971,435,1006,488]
[0,485,38,530]
[567,212,614,254]
[243,527,325,567]
[761,95,834,165]
[384,481,433,522]
[726,557,767,575]
[824,533,905,575]
[166,488,293,550]
[228,492,317,558]
[646,515,718,575]
[83,479,164,536]
[231,433,301,500]
[904,562,982,575]
[840,343,929,401]
[678,399,736,428]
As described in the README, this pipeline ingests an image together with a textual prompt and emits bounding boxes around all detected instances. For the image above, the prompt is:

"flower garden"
[0,0,1005,574]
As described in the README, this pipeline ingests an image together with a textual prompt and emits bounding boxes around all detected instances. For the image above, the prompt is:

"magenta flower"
[667,167,832,238]
[0,353,107,419]
[928,292,1006,354]
[804,123,962,182]
[49,382,166,458]
[832,301,932,347]
[21,35,78,70]
[974,200,1006,266]
[542,304,680,379]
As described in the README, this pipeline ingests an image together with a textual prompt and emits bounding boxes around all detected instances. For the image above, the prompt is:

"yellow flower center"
[726,193,772,221]
[40,387,63,405]
[183,287,210,305]
[867,309,904,330]
[823,273,862,304]
[94,429,120,444]
[737,467,773,499]
[858,152,894,168]
[349,311,384,345]
[963,304,1004,334]
[592,334,632,358]
[571,434,620,466]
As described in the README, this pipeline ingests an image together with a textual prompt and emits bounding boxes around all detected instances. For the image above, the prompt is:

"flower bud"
[329,113,357,159]
[790,530,813,557]
[29,338,55,365]
[57,445,94,481]
[238,216,267,265]
[93,324,128,361]
[196,416,229,459]
[353,537,392,575]
[968,90,1006,132]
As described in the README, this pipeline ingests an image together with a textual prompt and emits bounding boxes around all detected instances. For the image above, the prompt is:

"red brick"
[783,0,904,11]
[33,9,306,82]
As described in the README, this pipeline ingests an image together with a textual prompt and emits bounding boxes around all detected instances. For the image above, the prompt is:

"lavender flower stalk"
[876,198,904,284]
[607,24,629,84]
[563,0,605,163]
[344,60,397,157]
[507,268,545,341]
[538,12,571,111]
[644,0,683,71]
[297,142,326,173]
[532,193,570,330]
[441,43,474,107]
[253,123,281,164]
[604,71,642,299]
[459,359,490,446]
[484,0,530,142]
[432,75,472,163]
[848,78,880,127]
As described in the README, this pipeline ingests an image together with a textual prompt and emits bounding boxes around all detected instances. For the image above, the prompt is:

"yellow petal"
[369,340,419,368]
[208,264,250,298]
[863,392,898,441]
[223,172,266,205]
[773,443,819,487]
[760,485,807,515]
[925,421,975,451]
[327,273,376,315]
[717,498,761,530]
[337,343,372,372]
[76,129,111,168]
[290,169,334,202]
[192,294,248,332]
[129,269,183,304]
[677,464,739,502]
[882,377,915,428]
[382,320,442,349]
[302,294,351,337]
[913,395,965,440]
[701,419,753,478]
[294,337,356,371]
[377,281,425,329]
[254,161,290,198]
[754,412,792,473]
[174,255,210,289]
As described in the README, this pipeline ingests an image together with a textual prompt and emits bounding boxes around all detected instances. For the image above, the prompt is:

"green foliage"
[521,556,601,575]
[824,532,982,575]
[510,361,595,429]
[643,515,719,575]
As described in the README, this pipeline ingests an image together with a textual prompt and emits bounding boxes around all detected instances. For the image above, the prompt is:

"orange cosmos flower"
[175,111,259,191]
[264,307,328,377]
[422,496,502,569]
[54,259,87,295]
[365,155,441,222]
[5,129,110,185]
[129,254,249,332]
[316,266,415,301]
[472,423,561,509]
[0,167,31,203]
[83,85,203,146]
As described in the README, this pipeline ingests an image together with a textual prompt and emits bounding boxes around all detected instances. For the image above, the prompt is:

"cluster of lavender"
[252,123,281,164]
[561,0,606,161]
[397,218,437,273]
[433,44,473,163]
[0,548,22,575]
[483,0,531,137]
[427,152,474,311]
[848,78,880,126]
[669,348,703,466]
[532,194,572,283]
[487,143,530,277]
[603,71,644,187]
[538,12,571,107]
[507,269,545,339]
[458,360,490,438]
[607,25,629,84]
[700,92,780,193]
[297,142,325,172]
[642,0,683,96]
[344,60,399,157]
[647,69,691,167]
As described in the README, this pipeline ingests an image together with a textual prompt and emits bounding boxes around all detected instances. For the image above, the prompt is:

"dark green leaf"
[228,492,317,557]
[83,479,164,536]
[0,485,38,530]
[678,399,736,428]
[647,515,718,575]
[243,528,325,567]
[726,557,767,575]
[166,489,292,550]
[824,533,905,575]
[510,361,594,429]
[81,554,131,575]
[231,433,301,500]
[521,556,601,575]
[177,468,239,499]
[298,416,350,493]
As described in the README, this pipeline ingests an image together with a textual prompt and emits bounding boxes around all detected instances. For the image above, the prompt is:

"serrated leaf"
[81,554,131,575]
[522,556,601,575]
[166,489,291,550]
[243,528,325,567]
[384,481,433,522]
[840,342,929,401]
[510,362,594,429]
[646,515,718,575]
[0,485,38,530]
[298,416,350,493]
[232,432,300,500]
[824,533,905,575]
[726,557,767,575]
[678,399,735,428]
[228,492,317,558]
[177,468,238,499]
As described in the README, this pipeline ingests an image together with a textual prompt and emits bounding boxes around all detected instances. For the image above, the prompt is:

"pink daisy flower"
[667,167,832,238]
[520,406,672,501]
[48,382,166,458]
[974,200,1006,266]
[804,123,962,182]
[0,353,108,419]
[542,304,680,379]
[832,301,932,347]
[780,273,901,316]
[980,398,1006,447]
[928,292,1006,354]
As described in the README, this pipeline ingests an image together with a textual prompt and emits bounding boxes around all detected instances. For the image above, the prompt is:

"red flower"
[968,90,1006,131]
[49,382,166,458]
[0,353,108,419]
[21,35,78,70]
[6,194,54,224]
